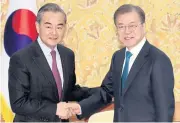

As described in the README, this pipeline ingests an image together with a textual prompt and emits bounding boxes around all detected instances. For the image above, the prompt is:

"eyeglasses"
[117,23,143,32]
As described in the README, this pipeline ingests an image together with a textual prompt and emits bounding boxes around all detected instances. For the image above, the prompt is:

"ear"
[114,25,118,33]
[142,23,146,34]
[142,23,146,28]
[35,21,40,34]
[63,23,67,36]
[64,24,67,32]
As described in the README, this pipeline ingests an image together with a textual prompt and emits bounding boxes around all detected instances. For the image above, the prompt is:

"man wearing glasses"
[69,4,175,122]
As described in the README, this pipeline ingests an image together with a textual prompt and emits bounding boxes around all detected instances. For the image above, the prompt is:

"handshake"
[56,102,81,119]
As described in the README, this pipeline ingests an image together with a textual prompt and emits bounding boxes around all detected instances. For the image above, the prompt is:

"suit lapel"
[57,45,68,100]
[31,41,59,99]
[115,48,126,96]
[122,41,151,95]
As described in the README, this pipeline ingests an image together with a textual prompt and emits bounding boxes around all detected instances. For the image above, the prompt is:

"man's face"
[115,11,145,50]
[35,11,66,49]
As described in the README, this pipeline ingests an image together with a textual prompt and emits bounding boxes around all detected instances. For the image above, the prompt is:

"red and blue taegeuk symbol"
[4,9,38,57]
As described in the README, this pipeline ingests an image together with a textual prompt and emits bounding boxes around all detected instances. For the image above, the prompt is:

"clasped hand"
[56,102,81,119]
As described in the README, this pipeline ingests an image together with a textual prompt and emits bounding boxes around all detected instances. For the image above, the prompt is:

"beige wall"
[1,0,180,122]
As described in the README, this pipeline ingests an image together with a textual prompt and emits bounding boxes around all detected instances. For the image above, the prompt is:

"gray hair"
[114,4,145,25]
[36,3,67,23]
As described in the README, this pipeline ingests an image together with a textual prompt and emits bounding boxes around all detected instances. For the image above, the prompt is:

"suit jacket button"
[120,107,123,111]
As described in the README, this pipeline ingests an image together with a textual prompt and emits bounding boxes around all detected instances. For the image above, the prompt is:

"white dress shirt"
[38,37,64,88]
[122,37,146,74]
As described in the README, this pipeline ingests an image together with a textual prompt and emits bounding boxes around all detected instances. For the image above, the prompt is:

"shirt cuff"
[77,104,82,115]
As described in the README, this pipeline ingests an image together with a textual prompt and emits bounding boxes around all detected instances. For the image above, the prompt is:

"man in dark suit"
[8,3,90,122]
[69,4,175,122]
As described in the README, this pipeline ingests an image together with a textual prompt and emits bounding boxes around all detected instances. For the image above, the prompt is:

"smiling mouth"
[124,37,134,40]
[49,37,58,40]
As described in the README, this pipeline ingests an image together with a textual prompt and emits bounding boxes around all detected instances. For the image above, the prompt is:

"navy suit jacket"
[79,41,175,122]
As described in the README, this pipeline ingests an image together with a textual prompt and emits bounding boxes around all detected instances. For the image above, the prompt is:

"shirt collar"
[37,37,58,56]
[126,37,146,56]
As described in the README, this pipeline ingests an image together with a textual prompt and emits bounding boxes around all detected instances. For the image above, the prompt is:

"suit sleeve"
[77,52,117,119]
[8,54,57,120]
[151,54,175,121]
[68,52,92,101]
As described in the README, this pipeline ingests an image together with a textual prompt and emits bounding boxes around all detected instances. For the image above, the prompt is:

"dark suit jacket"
[79,41,175,122]
[8,41,90,122]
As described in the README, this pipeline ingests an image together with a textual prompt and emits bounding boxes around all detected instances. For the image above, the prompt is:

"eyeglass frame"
[116,22,144,32]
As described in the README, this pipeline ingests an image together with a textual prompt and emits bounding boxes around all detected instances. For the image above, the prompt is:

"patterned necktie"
[121,51,133,88]
[51,50,62,100]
